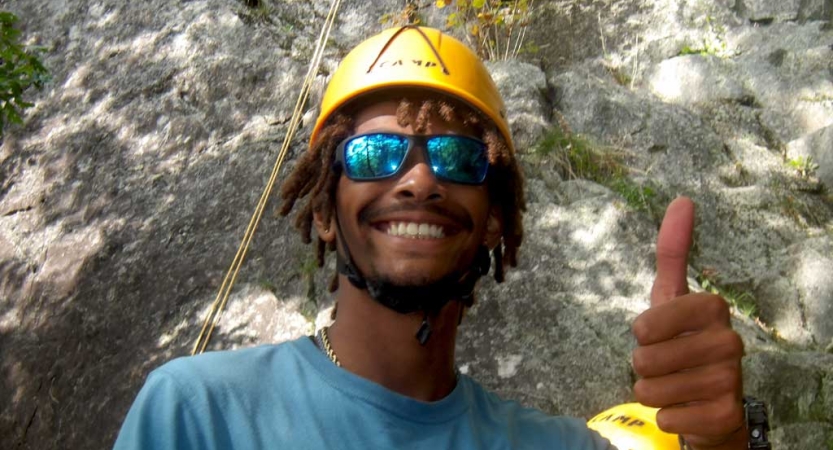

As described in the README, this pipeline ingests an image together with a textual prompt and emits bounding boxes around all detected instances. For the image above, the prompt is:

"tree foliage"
[0,11,49,137]
[381,0,537,61]
[438,0,535,61]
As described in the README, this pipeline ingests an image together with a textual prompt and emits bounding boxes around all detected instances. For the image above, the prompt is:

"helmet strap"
[333,221,367,290]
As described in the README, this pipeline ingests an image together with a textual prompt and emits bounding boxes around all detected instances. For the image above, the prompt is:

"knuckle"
[713,329,744,360]
[632,379,651,404]
[713,365,741,395]
[655,408,677,433]
[713,398,744,431]
[632,348,651,376]
[632,315,652,344]
[705,293,730,321]
[724,331,745,357]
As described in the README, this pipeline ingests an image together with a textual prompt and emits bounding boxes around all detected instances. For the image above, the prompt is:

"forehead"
[351,96,477,136]
[352,100,399,127]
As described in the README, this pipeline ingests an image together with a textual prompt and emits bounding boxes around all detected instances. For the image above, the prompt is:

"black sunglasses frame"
[333,132,490,185]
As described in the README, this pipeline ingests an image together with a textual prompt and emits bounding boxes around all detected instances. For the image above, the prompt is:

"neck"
[325,275,462,402]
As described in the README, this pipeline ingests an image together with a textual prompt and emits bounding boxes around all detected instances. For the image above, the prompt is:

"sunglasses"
[335,132,490,185]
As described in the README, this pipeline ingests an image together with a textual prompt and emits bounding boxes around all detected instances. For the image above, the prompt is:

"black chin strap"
[334,221,367,290]
[332,214,490,345]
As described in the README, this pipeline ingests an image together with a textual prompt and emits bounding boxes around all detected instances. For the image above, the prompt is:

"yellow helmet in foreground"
[311,26,513,152]
[588,403,683,450]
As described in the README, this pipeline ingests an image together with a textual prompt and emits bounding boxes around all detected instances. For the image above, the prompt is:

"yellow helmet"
[311,26,513,152]
[587,403,683,450]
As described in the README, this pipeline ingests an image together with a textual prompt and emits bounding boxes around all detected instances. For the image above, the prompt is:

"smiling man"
[114,26,754,449]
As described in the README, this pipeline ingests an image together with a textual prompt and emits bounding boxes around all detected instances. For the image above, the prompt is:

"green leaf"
[446,12,459,27]
[0,11,49,137]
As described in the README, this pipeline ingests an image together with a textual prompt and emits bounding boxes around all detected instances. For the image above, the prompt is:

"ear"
[313,211,336,243]
[485,206,503,250]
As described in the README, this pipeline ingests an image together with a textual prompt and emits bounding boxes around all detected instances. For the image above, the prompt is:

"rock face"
[0,1,831,449]
[0,1,342,448]
[486,61,551,151]
[789,125,833,189]
[735,0,833,23]
[543,5,833,348]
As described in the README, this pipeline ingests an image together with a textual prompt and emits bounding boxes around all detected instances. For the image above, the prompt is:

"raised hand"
[632,197,747,449]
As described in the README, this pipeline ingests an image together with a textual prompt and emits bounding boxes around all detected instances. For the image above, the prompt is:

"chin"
[373,264,453,287]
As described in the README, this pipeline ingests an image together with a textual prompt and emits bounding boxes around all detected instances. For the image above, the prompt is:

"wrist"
[681,396,771,450]
[680,425,748,450]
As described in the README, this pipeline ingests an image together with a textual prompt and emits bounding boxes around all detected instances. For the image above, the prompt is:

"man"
[115,26,748,449]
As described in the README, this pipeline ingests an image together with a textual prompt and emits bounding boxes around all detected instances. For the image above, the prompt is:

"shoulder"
[159,340,298,381]
[460,376,614,450]
[114,338,316,449]
[139,337,318,411]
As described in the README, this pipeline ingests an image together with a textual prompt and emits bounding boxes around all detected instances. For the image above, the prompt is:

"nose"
[393,147,445,202]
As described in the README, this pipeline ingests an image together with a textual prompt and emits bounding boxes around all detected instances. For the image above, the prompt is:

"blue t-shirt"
[114,337,613,449]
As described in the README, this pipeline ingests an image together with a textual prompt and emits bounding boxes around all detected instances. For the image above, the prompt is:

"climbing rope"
[192,0,344,355]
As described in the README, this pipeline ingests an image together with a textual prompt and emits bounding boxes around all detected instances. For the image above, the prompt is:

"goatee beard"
[365,270,470,315]
[337,245,491,315]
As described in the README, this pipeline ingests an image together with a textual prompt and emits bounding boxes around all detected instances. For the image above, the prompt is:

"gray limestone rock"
[0,0,332,448]
[2,0,833,448]
[787,125,833,189]
[551,65,729,192]
[755,270,820,346]
[735,0,804,22]
[457,289,637,420]
[548,51,833,353]
[645,55,750,106]
[486,61,551,151]
[794,238,833,346]
[755,237,833,346]
[744,351,833,424]
[528,0,741,70]
[459,180,655,418]
[743,351,833,450]
[550,68,649,142]
[769,422,833,450]
[728,22,833,143]
[735,0,833,23]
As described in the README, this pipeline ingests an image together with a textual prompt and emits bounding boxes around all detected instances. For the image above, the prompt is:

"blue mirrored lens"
[426,136,488,184]
[343,134,409,180]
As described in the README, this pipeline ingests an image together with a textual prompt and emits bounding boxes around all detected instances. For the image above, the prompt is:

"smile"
[385,222,446,239]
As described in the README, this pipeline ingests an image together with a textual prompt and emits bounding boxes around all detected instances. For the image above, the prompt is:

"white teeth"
[386,222,446,239]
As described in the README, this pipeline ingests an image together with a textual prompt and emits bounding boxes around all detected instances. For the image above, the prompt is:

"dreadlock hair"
[279,94,526,293]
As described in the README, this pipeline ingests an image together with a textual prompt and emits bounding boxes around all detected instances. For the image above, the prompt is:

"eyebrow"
[356,129,471,136]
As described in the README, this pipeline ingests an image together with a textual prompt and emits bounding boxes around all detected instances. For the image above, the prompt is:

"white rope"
[192,0,344,355]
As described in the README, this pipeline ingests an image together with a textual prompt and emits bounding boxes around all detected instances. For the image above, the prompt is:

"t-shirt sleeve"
[113,369,212,450]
